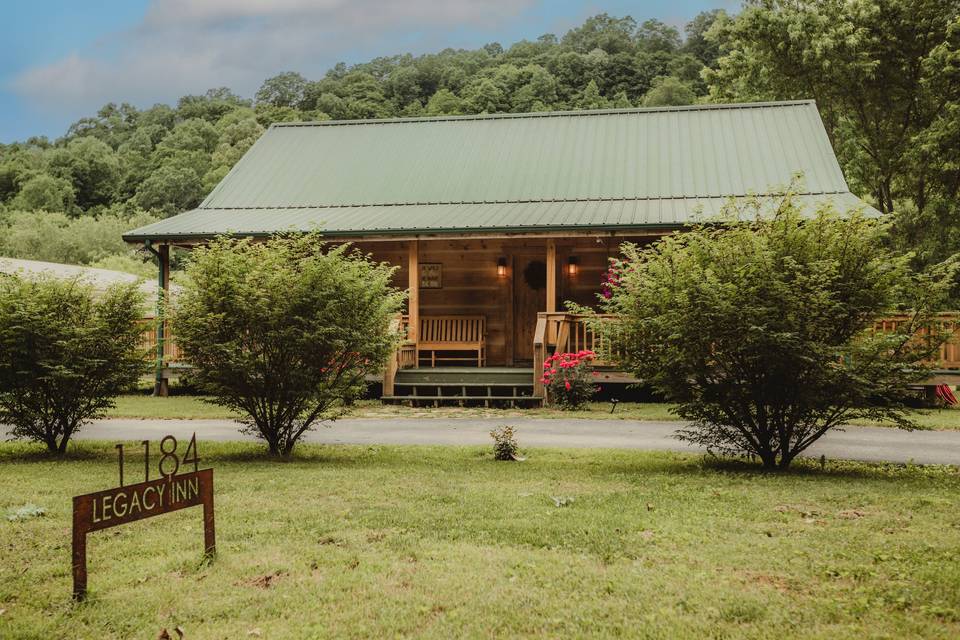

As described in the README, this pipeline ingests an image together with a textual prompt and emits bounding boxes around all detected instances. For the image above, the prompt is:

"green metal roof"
[124,100,876,241]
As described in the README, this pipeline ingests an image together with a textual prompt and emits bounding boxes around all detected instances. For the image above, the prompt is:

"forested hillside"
[0,4,957,282]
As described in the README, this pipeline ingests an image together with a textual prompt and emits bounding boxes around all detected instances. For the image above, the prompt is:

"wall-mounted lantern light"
[567,255,579,276]
[497,257,508,277]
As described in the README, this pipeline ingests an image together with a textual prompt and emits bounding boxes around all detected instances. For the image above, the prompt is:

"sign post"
[71,434,215,600]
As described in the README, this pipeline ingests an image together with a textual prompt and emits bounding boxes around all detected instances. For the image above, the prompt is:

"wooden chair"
[417,315,486,367]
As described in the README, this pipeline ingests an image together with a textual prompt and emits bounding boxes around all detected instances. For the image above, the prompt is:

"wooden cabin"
[125,100,957,402]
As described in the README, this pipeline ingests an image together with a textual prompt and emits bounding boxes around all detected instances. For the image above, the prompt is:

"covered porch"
[349,234,652,405]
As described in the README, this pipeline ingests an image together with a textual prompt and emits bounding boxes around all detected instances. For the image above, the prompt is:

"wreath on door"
[523,260,547,290]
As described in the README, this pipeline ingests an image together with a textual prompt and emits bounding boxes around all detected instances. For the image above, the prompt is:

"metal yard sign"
[71,434,215,600]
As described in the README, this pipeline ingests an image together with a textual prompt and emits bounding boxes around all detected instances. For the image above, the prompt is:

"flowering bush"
[541,350,598,409]
[601,257,632,299]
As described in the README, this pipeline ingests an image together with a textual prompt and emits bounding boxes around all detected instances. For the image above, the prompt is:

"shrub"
[595,187,958,469]
[0,209,159,267]
[541,350,598,409]
[490,425,520,461]
[0,275,146,454]
[172,233,405,457]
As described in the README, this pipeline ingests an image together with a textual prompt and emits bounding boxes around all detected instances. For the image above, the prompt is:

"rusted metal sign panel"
[71,436,215,600]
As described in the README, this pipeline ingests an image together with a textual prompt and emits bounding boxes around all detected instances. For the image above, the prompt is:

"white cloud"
[11,0,536,114]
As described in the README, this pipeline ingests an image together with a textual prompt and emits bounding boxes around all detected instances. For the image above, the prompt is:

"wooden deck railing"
[532,312,622,399]
[532,311,960,399]
[135,308,960,401]
[873,313,960,370]
[137,318,181,365]
[382,314,416,396]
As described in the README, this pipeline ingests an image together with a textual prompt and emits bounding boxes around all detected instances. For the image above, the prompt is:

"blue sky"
[1,0,736,143]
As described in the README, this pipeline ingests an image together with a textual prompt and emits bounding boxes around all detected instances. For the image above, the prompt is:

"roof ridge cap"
[269,100,818,129]
[198,189,849,210]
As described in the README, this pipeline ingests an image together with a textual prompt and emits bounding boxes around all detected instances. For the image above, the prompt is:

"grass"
[1,442,959,638]
[105,394,960,430]
[107,394,237,420]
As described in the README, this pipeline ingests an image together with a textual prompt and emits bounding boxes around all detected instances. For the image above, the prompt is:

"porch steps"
[383,367,541,407]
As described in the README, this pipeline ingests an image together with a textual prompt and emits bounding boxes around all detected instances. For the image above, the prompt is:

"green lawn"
[108,394,238,420]
[1,442,959,638]
[106,394,960,430]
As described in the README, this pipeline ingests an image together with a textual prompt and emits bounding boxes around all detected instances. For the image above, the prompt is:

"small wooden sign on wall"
[420,263,442,289]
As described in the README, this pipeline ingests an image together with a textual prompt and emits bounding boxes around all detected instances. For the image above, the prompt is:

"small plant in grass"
[6,504,46,522]
[541,350,598,409]
[490,425,521,460]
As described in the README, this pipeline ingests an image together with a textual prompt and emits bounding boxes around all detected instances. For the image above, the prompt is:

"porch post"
[408,240,419,348]
[546,239,557,313]
[153,244,170,397]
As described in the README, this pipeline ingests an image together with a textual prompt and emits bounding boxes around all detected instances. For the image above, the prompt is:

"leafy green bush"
[541,351,598,409]
[595,188,957,469]
[172,233,404,457]
[0,275,146,454]
[0,209,158,272]
[490,425,520,461]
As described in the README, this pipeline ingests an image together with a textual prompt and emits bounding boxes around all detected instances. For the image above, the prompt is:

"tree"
[9,173,76,213]
[593,187,957,469]
[0,209,159,265]
[203,109,264,191]
[172,234,405,457]
[683,9,727,68]
[45,137,120,209]
[0,276,146,454]
[705,0,959,218]
[463,77,509,113]
[642,76,696,107]
[134,164,204,215]
[562,13,637,54]
[177,87,250,123]
[425,88,464,115]
[635,19,681,53]
[574,80,609,110]
[255,72,308,108]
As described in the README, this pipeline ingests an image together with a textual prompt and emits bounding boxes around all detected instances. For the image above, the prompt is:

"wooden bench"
[417,315,486,367]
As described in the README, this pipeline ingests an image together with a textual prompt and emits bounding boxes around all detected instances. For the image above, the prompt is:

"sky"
[1,0,736,143]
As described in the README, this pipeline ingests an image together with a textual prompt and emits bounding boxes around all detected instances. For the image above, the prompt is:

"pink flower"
[564,380,571,391]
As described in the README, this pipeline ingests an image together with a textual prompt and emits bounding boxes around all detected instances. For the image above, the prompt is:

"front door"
[513,255,547,363]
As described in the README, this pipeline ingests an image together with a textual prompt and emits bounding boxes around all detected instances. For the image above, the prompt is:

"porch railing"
[532,312,622,398]
[136,308,960,400]
[382,314,415,396]
[532,311,960,399]
[137,318,181,365]
[873,313,960,370]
